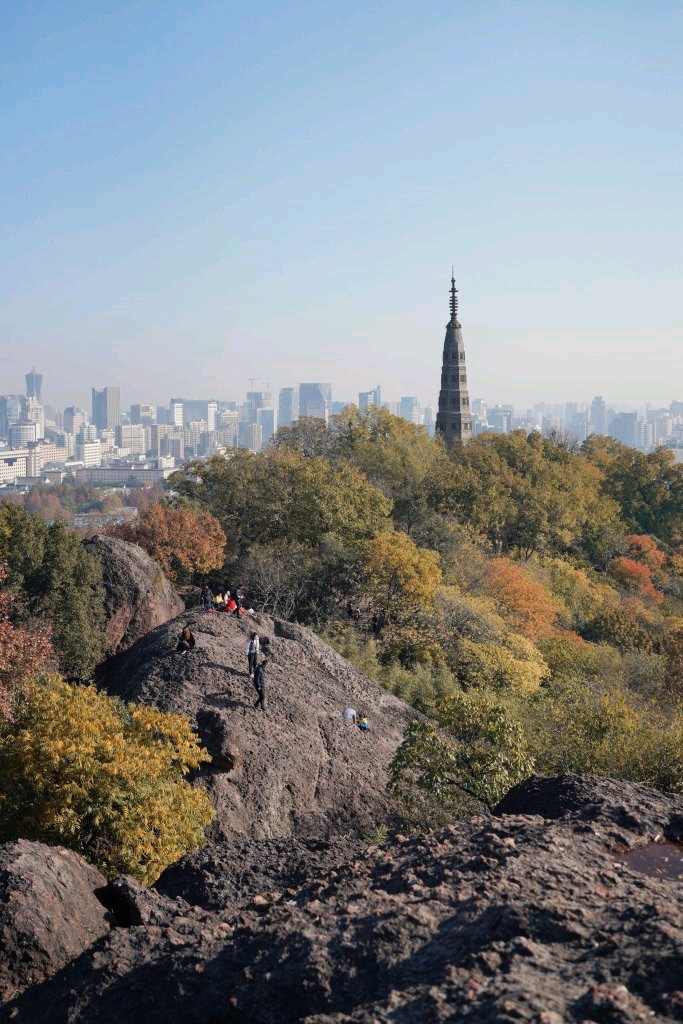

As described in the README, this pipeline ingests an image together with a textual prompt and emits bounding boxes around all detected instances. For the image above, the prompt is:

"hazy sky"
[2,1,682,412]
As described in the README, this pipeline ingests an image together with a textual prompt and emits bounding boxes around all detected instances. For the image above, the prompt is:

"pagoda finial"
[449,270,459,323]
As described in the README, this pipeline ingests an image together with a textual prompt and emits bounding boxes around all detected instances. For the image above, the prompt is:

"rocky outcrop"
[0,841,109,1003]
[98,609,412,840]
[5,776,683,1023]
[86,535,184,658]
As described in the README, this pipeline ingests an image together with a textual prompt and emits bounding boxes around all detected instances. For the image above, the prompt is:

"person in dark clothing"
[234,590,243,617]
[253,658,267,711]
[201,586,213,612]
[246,632,260,678]
[176,626,196,653]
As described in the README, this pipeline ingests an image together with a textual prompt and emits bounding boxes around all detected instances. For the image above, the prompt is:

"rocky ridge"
[3,776,683,1023]
[98,608,412,840]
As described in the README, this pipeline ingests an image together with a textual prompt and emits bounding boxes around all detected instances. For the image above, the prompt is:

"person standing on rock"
[253,658,267,711]
[201,585,213,612]
[246,632,260,678]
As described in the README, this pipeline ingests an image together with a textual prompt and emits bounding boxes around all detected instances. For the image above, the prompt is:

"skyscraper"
[92,387,121,430]
[436,273,472,446]
[278,387,299,429]
[358,386,382,413]
[25,367,43,401]
[299,383,331,422]
[399,396,420,424]
[590,396,608,436]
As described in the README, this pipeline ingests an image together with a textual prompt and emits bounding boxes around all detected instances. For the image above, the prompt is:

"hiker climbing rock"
[253,658,267,711]
[246,632,260,678]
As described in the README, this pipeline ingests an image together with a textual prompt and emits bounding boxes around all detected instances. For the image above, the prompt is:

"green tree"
[583,436,683,545]
[0,508,105,680]
[0,676,214,883]
[389,691,534,813]
[172,449,391,557]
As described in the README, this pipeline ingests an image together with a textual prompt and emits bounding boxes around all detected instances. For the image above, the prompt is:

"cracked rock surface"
[4,776,683,1023]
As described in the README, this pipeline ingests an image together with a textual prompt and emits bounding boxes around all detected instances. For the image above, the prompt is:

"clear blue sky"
[2,1,682,411]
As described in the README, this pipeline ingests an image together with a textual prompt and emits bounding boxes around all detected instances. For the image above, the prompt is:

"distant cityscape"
[1,366,682,492]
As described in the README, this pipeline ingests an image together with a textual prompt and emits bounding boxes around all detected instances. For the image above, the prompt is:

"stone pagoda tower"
[436,272,472,447]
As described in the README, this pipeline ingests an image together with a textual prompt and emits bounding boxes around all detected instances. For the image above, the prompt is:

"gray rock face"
[0,841,109,1003]
[5,776,683,1023]
[98,609,412,841]
[86,535,184,658]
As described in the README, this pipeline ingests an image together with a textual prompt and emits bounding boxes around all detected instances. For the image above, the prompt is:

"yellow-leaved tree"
[0,677,214,883]
[362,530,442,624]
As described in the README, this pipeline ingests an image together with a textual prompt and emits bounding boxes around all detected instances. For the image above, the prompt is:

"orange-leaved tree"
[0,565,53,718]
[482,557,559,641]
[625,534,667,571]
[112,502,227,580]
[608,556,663,606]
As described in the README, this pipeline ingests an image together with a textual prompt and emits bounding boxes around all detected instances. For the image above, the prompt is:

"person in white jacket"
[246,632,260,678]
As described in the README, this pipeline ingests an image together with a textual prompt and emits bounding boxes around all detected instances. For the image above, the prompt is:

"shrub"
[389,691,534,814]
[0,677,213,883]
[525,681,683,794]
[456,634,550,695]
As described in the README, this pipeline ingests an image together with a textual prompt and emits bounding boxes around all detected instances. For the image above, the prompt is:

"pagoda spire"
[449,268,459,325]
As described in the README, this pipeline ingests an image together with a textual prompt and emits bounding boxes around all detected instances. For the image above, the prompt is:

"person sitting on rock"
[343,706,358,725]
[246,632,260,678]
[358,713,369,732]
[225,594,238,614]
[253,658,267,711]
[214,591,225,609]
[176,626,196,654]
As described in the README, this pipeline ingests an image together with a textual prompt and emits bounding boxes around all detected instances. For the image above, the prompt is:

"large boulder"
[98,609,413,841]
[86,535,184,658]
[5,777,683,1023]
[0,840,109,1003]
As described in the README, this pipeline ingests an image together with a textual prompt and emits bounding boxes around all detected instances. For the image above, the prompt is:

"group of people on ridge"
[200,585,246,616]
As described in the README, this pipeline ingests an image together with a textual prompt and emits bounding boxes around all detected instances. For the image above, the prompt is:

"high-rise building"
[92,387,121,430]
[257,407,276,448]
[488,405,512,434]
[169,399,184,427]
[239,421,263,452]
[130,403,156,425]
[179,399,218,430]
[590,396,608,436]
[24,397,44,439]
[0,396,25,438]
[299,383,331,422]
[76,439,103,467]
[436,273,472,446]
[117,424,147,456]
[399,396,420,424]
[358,386,382,413]
[611,412,639,448]
[25,367,43,401]
[9,420,39,447]
[278,387,299,429]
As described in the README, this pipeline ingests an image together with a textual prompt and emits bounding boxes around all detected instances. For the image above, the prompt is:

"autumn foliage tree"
[608,556,663,606]
[0,677,214,883]
[0,566,53,719]
[112,501,227,581]
[482,557,559,641]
